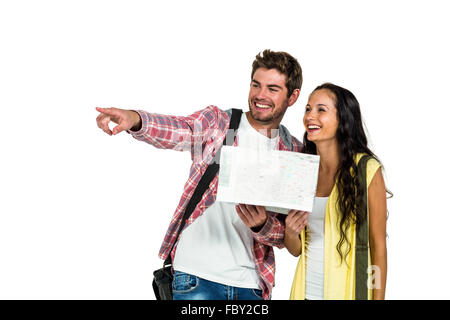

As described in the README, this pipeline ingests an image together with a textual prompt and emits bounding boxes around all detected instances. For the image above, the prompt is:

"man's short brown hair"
[251,49,303,97]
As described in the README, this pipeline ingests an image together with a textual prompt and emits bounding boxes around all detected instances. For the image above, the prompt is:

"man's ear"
[288,88,300,106]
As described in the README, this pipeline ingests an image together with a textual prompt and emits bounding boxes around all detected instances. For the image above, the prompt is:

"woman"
[285,83,389,300]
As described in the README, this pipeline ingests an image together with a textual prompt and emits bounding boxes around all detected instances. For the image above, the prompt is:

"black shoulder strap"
[164,109,243,265]
[355,154,372,300]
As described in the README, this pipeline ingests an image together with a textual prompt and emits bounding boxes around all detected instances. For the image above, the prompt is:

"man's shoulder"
[290,134,303,152]
[279,124,303,152]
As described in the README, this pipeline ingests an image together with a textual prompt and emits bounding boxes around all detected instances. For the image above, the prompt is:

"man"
[95,50,303,300]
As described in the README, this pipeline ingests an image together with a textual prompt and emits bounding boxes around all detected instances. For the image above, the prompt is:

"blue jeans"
[172,271,264,300]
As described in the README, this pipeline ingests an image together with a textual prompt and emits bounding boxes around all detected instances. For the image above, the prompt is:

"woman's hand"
[284,210,309,257]
[285,210,310,237]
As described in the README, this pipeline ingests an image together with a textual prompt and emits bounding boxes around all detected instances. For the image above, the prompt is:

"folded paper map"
[216,146,320,214]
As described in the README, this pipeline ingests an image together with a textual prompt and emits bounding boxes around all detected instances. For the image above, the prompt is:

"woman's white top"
[305,196,328,300]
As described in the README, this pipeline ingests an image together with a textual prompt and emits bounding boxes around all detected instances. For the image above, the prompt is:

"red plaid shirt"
[129,106,302,299]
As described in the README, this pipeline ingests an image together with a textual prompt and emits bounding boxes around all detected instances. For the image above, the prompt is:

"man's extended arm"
[96,106,227,155]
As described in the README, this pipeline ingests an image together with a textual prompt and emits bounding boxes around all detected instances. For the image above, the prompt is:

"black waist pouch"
[152,265,173,300]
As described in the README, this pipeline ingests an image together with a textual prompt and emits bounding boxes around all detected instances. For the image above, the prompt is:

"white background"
[0,0,449,299]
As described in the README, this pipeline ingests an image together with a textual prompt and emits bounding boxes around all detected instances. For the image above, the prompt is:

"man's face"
[248,68,294,127]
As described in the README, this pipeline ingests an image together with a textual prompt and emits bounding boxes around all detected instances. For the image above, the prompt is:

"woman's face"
[303,89,339,144]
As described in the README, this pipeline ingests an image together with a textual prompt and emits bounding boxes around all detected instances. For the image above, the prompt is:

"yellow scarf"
[290,154,381,300]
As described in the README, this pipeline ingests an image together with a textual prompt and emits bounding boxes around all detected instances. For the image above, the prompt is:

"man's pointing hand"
[95,107,142,136]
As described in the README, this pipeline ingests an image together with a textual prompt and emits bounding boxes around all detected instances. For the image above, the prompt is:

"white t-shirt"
[305,196,328,300]
[172,113,279,289]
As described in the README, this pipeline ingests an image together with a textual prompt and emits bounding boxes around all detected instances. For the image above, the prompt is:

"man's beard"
[248,101,284,124]
[249,108,274,122]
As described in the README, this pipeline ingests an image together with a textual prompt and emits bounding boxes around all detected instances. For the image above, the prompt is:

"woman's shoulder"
[355,153,382,186]
[355,153,381,165]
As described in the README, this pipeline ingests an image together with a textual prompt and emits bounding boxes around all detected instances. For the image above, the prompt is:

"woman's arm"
[368,168,388,300]
[284,211,309,257]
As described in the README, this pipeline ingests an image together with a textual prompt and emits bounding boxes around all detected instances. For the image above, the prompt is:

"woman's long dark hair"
[302,83,391,264]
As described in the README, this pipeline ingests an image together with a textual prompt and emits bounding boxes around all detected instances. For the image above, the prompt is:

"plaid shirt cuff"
[251,211,285,248]
[127,110,149,136]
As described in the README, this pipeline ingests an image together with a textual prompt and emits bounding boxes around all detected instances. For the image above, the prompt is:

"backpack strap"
[164,108,243,266]
[355,154,373,300]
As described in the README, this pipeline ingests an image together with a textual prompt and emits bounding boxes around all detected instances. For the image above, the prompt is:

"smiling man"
[248,60,301,131]
[95,49,303,300]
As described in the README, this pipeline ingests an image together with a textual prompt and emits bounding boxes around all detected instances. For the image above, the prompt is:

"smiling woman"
[287,83,391,300]
[304,89,339,144]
